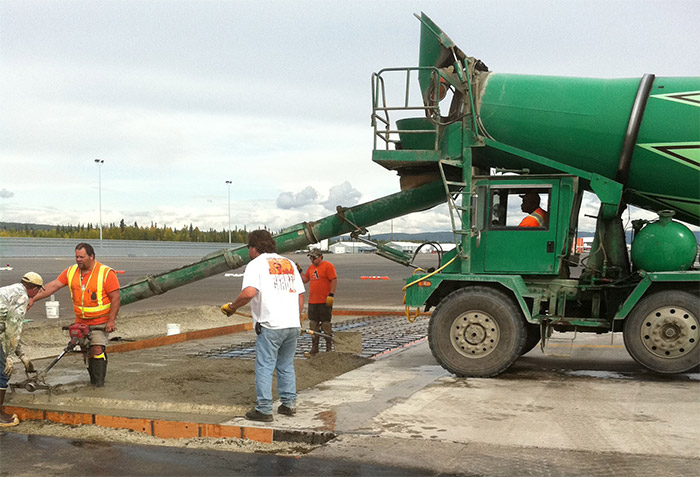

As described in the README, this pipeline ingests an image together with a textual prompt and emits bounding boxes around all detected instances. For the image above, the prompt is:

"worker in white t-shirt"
[221,229,305,422]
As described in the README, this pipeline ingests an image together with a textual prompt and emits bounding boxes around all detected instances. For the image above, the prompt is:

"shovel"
[300,328,362,354]
[234,311,362,354]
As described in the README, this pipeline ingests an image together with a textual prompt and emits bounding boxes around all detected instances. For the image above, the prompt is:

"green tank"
[631,210,698,272]
[476,74,700,225]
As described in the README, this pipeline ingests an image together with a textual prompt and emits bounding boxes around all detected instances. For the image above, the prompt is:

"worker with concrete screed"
[0,272,44,427]
[29,243,120,388]
[220,230,305,422]
[301,248,337,355]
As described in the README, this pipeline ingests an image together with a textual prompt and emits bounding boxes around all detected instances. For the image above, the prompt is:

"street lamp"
[225,180,232,244]
[94,159,104,248]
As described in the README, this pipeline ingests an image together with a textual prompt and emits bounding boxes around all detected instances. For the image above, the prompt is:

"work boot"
[321,322,333,352]
[277,404,296,416]
[90,357,108,387]
[310,336,320,356]
[0,390,19,427]
[245,408,273,422]
[87,361,96,386]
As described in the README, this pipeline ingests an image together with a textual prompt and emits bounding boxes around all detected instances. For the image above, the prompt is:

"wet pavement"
[4,331,699,475]
[0,432,448,477]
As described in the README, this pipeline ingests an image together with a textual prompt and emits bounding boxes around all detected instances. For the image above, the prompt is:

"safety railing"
[371,67,450,151]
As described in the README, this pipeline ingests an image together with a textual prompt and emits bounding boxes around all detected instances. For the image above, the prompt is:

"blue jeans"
[0,345,8,390]
[255,326,299,414]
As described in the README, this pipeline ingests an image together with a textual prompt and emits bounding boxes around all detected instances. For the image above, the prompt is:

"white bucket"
[166,323,181,335]
[45,299,60,319]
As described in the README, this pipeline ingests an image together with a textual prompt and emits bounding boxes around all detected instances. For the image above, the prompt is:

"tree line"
[0,220,250,243]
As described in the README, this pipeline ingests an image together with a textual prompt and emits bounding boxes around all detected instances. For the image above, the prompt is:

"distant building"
[329,241,376,254]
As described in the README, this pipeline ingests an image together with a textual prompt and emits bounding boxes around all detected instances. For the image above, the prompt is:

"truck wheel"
[623,291,699,374]
[521,324,541,355]
[428,286,526,377]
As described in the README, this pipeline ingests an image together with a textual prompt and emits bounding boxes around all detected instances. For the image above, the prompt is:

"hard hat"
[22,271,44,289]
[307,248,323,259]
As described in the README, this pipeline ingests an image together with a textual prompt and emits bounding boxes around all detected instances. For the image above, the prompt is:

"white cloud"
[322,182,362,211]
[277,186,319,209]
[0,189,14,199]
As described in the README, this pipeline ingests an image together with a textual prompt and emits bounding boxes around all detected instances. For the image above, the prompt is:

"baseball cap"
[307,248,322,258]
[22,271,44,289]
[519,191,540,199]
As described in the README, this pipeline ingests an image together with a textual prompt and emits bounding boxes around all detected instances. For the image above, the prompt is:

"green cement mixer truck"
[371,13,699,377]
[119,13,698,377]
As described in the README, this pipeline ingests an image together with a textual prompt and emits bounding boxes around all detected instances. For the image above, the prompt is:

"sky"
[1,0,698,237]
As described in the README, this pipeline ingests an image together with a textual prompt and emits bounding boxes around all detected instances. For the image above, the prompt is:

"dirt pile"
[20,305,239,359]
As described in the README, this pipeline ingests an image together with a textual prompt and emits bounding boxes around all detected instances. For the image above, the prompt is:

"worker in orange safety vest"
[29,243,120,387]
[518,191,548,227]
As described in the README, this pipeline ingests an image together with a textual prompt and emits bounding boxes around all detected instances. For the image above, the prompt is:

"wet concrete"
[0,432,445,477]
[3,330,700,475]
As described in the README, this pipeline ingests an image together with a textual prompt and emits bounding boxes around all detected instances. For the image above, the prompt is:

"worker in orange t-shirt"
[29,243,120,387]
[518,191,548,227]
[301,249,337,355]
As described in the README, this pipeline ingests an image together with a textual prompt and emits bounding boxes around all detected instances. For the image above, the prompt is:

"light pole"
[225,180,232,244]
[94,159,104,248]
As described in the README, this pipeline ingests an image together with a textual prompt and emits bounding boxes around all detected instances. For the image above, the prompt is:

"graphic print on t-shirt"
[266,258,297,293]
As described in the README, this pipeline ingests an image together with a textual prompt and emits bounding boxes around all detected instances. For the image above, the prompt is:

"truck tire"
[623,290,699,374]
[521,324,541,355]
[428,286,526,377]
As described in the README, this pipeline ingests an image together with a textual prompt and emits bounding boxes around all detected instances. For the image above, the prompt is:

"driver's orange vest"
[520,207,547,227]
[66,263,113,320]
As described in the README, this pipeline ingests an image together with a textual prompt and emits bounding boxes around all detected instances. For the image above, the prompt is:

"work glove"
[295,262,303,274]
[3,358,13,377]
[325,294,334,307]
[20,355,36,374]
[221,303,235,317]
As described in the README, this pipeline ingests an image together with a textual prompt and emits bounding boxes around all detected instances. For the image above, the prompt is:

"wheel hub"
[640,306,699,359]
[451,311,500,358]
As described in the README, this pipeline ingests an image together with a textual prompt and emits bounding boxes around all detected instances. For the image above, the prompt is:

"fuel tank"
[631,210,698,272]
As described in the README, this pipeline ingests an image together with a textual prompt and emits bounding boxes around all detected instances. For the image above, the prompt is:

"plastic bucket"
[45,301,60,319]
[166,323,181,335]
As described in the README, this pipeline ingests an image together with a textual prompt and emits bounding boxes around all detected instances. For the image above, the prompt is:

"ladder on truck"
[438,159,469,259]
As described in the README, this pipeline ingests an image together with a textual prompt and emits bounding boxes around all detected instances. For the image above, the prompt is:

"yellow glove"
[3,358,13,377]
[221,303,235,317]
[325,295,334,307]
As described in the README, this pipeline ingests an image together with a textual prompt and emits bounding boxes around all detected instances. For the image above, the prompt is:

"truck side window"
[489,188,551,230]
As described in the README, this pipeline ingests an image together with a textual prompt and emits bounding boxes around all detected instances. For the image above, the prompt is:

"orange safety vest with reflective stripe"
[66,263,115,321]
[519,207,547,227]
